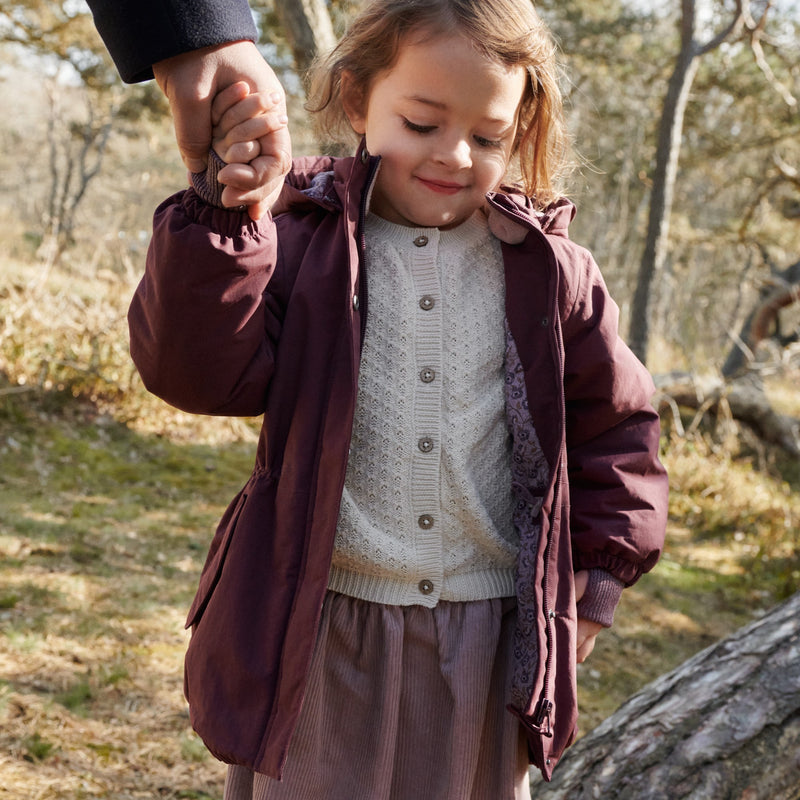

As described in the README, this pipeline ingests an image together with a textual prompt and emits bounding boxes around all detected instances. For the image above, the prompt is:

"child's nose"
[435,136,472,169]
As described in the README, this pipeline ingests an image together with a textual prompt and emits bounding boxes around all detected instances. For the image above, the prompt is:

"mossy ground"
[1,380,797,798]
[0,392,255,799]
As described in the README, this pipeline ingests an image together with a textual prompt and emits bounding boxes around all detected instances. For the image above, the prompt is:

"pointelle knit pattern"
[329,212,518,607]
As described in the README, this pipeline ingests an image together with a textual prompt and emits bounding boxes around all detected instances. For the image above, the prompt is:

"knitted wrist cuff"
[576,568,624,628]
[190,149,227,208]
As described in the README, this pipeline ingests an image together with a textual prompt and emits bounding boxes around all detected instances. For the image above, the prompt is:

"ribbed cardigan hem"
[327,565,516,607]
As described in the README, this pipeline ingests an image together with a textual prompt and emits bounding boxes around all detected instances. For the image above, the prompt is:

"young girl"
[129,1,668,797]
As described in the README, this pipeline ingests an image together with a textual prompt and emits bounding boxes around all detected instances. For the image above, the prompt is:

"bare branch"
[738,174,782,240]
[698,0,747,55]
[726,327,757,364]
[749,37,798,107]
[773,152,799,182]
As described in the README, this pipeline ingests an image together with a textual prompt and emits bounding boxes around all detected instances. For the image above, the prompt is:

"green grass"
[0,389,256,798]
[22,732,57,762]
[55,677,94,715]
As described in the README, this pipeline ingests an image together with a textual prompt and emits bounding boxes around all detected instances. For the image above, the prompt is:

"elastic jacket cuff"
[576,568,624,628]
[190,149,227,208]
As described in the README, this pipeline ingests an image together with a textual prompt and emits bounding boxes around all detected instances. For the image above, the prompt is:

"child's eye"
[474,135,503,148]
[402,118,436,135]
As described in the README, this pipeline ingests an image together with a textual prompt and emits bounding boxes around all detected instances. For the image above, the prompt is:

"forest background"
[0,0,798,798]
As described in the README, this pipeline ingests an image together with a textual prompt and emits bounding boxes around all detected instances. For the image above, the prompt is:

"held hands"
[210,82,289,217]
[153,40,291,220]
[574,570,603,664]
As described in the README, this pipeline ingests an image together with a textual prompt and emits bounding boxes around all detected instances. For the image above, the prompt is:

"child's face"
[345,33,526,230]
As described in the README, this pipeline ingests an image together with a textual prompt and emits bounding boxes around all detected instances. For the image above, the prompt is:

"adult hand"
[574,570,603,663]
[153,39,292,219]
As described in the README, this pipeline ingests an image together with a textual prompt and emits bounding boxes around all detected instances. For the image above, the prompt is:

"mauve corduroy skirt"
[224,591,531,800]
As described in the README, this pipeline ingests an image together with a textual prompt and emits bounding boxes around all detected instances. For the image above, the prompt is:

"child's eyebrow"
[405,94,447,110]
[404,95,512,126]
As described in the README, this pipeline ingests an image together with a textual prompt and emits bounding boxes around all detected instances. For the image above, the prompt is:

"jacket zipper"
[480,194,557,741]
[356,156,380,349]
[532,461,561,739]
[483,193,560,742]
[531,229,567,744]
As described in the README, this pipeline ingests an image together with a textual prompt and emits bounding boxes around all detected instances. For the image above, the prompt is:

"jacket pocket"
[185,490,248,629]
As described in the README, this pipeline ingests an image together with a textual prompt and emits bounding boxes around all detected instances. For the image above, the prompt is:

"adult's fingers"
[153,49,218,173]
[154,41,291,175]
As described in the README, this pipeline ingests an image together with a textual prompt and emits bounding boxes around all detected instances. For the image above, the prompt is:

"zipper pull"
[532,697,554,738]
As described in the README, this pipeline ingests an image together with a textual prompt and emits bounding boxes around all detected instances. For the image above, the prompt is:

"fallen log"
[654,371,800,457]
[530,592,800,799]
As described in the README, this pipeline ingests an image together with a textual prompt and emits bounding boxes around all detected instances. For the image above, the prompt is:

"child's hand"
[576,617,602,663]
[575,569,603,663]
[210,82,289,218]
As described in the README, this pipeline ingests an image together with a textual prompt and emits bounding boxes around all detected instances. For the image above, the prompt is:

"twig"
[656,392,686,437]
[744,0,798,108]
[0,385,37,397]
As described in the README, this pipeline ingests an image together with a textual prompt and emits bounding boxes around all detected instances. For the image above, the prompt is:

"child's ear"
[341,70,367,135]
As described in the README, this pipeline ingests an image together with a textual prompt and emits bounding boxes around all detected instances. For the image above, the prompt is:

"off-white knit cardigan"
[328,212,518,607]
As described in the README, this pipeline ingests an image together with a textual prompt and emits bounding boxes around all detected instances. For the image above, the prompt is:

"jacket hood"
[271,154,345,216]
[272,153,577,242]
[487,190,576,239]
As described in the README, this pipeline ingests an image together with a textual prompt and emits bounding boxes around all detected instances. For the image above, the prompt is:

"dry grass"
[0,242,257,797]
[0,391,258,799]
[1,345,796,799]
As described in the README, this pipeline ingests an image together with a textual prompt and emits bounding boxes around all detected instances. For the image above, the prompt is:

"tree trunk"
[628,3,700,365]
[273,0,337,75]
[531,592,800,799]
[628,0,745,365]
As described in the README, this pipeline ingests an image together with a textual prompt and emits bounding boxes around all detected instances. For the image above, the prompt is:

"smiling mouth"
[416,177,464,195]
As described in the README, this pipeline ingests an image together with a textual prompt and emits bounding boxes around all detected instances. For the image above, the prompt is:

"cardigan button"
[418,514,434,530]
[419,295,435,311]
[353,294,360,310]
[418,579,434,595]
[419,367,435,383]
[413,235,429,247]
[418,437,434,453]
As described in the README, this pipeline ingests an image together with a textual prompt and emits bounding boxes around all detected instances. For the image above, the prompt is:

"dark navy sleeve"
[86,0,258,83]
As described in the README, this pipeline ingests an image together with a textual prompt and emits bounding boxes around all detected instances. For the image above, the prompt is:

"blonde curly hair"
[306,0,571,207]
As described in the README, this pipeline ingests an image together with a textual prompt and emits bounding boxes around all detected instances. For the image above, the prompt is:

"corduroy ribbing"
[223,593,531,800]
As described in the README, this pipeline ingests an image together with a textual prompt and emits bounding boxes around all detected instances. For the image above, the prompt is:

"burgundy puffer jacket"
[129,145,668,782]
